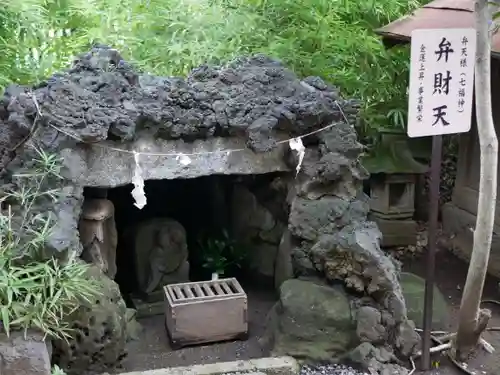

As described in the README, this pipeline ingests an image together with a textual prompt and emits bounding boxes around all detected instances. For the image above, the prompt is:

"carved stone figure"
[132,218,190,295]
[78,199,118,279]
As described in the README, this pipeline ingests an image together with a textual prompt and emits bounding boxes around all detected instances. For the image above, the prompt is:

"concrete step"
[109,356,299,375]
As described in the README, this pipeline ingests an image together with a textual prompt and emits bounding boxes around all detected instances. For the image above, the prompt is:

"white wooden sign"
[407,28,476,138]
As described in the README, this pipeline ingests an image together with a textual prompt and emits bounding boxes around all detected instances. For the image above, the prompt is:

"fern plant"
[0,146,99,340]
[198,229,248,277]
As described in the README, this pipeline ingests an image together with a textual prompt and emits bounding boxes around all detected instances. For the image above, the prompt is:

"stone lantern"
[363,129,428,247]
[370,173,416,219]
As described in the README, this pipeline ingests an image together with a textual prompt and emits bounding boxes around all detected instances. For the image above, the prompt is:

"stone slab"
[131,290,165,318]
[442,202,500,278]
[132,299,164,318]
[0,331,51,375]
[105,356,299,375]
[61,137,291,188]
[372,217,417,247]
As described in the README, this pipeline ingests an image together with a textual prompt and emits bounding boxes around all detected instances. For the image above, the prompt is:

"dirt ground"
[115,288,276,373]
[405,249,500,375]
[114,249,500,375]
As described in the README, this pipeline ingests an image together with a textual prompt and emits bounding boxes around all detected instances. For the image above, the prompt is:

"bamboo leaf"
[1,306,11,336]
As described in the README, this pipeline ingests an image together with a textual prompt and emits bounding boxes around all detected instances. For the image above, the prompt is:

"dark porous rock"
[393,319,420,358]
[318,121,365,160]
[0,47,349,162]
[282,97,421,371]
[348,342,410,375]
[348,343,395,370]
[47,185,84,254]
[291,244,317,276]
[51,264,129,375]
[0,45,420,374]
[288,197,350,241]
[380,364,410,375]
[262,278,357,361]
[356,306,386,344]
[0,330,51,375]
[309,222,406,321]
[0,45,356,259]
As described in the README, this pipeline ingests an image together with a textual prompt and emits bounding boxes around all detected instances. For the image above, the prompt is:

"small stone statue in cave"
[78,198,118,279]
[133,218,190,297]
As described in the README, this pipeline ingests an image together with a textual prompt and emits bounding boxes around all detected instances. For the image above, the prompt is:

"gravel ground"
[194,364,370,375]
[300,364,369,375]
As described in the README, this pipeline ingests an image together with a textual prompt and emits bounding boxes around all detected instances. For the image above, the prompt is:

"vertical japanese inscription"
[458,36,469,113]
[408,28,475,138]
[432,37,454,126]
[417,44,426,122]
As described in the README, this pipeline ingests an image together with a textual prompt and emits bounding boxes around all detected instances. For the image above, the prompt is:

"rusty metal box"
[164,278,248,348]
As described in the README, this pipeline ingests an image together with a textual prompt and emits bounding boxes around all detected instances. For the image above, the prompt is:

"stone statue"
[78,198,118,279]
[132,218,190,295]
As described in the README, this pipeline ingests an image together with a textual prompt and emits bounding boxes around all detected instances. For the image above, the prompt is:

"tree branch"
[454,0,498,360]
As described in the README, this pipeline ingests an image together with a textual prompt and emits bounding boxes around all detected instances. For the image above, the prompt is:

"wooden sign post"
[407,27,476,370]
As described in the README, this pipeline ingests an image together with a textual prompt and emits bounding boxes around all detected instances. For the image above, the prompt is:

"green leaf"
[1,306,11,336]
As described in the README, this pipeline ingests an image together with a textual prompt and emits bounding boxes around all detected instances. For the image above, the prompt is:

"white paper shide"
[131,152,147,209]
[289,137,305,176]
[176,153,192,166]
[407,28,476,138]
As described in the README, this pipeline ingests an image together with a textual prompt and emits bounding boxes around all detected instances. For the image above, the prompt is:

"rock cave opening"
[0,46,427,375]
[81,171,291,310]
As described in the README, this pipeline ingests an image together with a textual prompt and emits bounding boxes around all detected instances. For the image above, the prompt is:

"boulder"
[51,264,130,374]
[399,272,450,330]
[356,306,386,344]
[125,309,142,341]
[394,319,420,357]
[348,342,410,374]
[310,221,408,323]
[0,330,51,375]
[263,278,356,361]
[348,342,398,373]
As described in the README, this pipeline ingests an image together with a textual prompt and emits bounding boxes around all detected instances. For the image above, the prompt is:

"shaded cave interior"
[82,171,291,305]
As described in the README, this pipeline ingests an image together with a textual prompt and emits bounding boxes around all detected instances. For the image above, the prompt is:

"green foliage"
[51,365,67,375]
[0,147,99,339]
[234,0,423,139]
[0,0,428,138]
[198,229,247,275]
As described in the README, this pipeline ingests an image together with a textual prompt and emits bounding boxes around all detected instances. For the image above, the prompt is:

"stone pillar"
[0,331,51,375]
